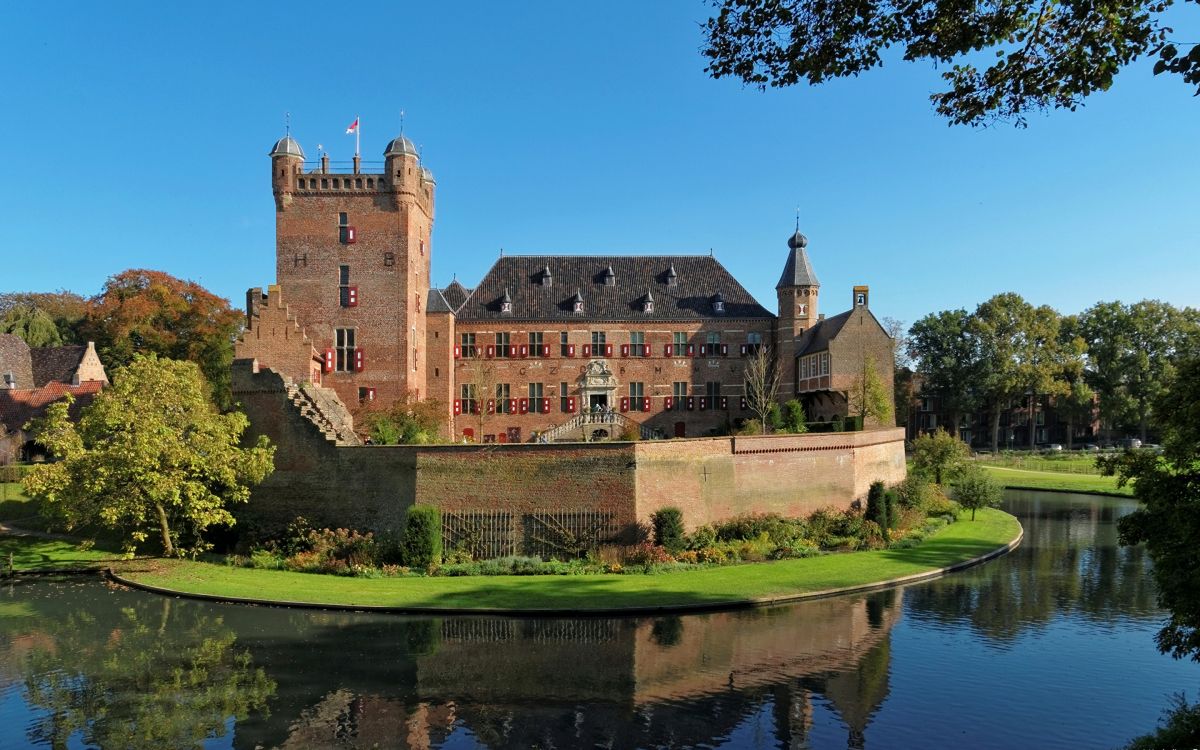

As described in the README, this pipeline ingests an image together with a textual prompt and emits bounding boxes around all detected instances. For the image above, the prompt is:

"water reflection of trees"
[6,582,275,750]
[904,494,1158,643]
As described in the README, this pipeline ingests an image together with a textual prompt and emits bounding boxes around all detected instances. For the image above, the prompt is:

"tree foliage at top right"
[702,0,1199,127]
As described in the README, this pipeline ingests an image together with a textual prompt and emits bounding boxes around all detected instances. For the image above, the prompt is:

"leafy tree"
[702,0,1198,127]
[1125,300,1197,441]
[912,428,971,485]
[80,269,243,409]
[953,465,1002,520]
[1109,355,1200,661]
[744,343,782,432]
[0,291,88,347]
[23,355,275,556]
[358,391,446,444]
[847,355,892,427]
[907,309,979,437]
[781,398,809,433]
[1125,693,1200,750]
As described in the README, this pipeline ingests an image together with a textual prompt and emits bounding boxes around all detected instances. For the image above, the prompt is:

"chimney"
[320,153,330,173]
[353,154,361,174]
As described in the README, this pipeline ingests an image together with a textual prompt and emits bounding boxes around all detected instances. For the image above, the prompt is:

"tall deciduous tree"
[970,293,1052,453]
[848,355,893,427]
[24,355,275,557]
[911,428,971,485]
[952,465,1002,521]
[702,0,1197,127]
[1109,356,1200,661]
[80,270,243,410]
[908,309,979,438]
[744,343,782,432]
[0,291,88,346]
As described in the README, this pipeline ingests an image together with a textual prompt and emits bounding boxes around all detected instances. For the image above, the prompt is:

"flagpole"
[356,114,360,158]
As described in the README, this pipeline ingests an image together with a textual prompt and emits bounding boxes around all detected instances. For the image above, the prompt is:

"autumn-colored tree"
[24,355,275,556]
[0,291,88,346]
[80,269,243,409]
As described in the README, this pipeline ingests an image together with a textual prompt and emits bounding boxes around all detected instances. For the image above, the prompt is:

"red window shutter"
[497,432,507,444]
[508,398,517,414]
[699,345,707,357]
[687,344,695,357]
[664,396,673,410]
[642,344,651,357]
[487,399,495,414]
[740,397,748,410]
[542,344,551,357]
[567,396,576,413]
[542,397,551,413]
[567,344,576,357]
[454,399,462,415]
[687,397,695,411]
[454,345,461,359]
[486,345,495,358]
[721,344,728,356]
[519,398,529,414]
[520,345,528,357]
[509,345,518,357]
[345,226,357,244]
[620,397,629,412]
[583,344,591,357]
[642,396,651,412]
[366,387,376,401]
[354,347,365,372]
[621,344,629,357]
[345,286,358,307]
[740,344,747,356]
[605,344,613,357]
[664,344,672,357]
[323,348,335,373]
[720,396,728,410]
[699,396,707,411]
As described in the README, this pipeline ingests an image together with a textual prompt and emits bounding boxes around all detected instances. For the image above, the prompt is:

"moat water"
[2,490,1197,749]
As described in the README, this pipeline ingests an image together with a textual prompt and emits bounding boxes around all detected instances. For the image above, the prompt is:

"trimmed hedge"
[652,507,685,552]
[402,505,443,567]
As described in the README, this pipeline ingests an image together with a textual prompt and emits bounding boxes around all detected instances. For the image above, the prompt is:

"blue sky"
[2,1,1197,329]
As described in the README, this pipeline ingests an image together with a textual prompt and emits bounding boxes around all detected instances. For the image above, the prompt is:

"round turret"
[269,136,305,159]
[384,135,419,158]
[421,166,436,184]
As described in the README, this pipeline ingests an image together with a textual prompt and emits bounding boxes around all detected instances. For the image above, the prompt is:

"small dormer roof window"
[500,289,512,314]
[602,266,615,286]
[665,265,678,286]
[540,265,553,287]
[642,289,655,314]
[3,371,14,389]
[571,290,584,314]
[712,292,725,315]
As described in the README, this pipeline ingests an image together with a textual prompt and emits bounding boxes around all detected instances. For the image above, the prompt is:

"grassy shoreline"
[26,508,1024,612]
[978,465,1132,496]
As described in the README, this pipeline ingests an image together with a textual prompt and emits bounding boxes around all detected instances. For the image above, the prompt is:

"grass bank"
[98,508,1021,612]
[978,465,1132,496]
[0,537,126,572]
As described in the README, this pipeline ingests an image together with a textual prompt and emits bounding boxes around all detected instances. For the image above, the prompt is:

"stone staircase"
[285,382,362,446]
[538,412,665,443]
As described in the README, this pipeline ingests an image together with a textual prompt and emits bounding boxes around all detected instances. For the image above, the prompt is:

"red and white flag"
[345,117,359,134]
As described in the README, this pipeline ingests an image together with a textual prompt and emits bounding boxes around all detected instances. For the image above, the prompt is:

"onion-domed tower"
[776,225,820,395]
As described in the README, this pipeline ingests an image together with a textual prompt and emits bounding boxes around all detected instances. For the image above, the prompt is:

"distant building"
[0,334,108,463]
[237,131,895,441]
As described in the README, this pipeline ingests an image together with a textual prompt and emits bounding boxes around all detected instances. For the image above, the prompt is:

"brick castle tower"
[774,226,819,394]
[266,133,435,406]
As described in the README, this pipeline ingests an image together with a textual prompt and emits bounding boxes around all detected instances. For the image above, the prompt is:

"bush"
[895,475,936,509]
[625,541,675,566]
[248,548,284,570]
[652,507,685,552]
[714,513,805,546]
[921,490,959,518]
[781,399,808,434]
[687,525,717,549]
[884,489,901,530]
[401,505,443,567]
[865,481,889,539]
[769,541,822,560]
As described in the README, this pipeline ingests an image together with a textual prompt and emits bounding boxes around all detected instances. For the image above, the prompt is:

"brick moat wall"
[234,372,906,545]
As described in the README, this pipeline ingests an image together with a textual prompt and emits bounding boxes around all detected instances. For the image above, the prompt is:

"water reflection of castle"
[237,590,901,749]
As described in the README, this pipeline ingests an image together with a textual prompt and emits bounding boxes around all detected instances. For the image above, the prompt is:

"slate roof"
[31,345,86,387]
[795,311,852,356]
[440,280,472,313]
[0,334,33,390]
[427,288,453,314]
[776,237,819,289]
[0,380,103,433]
[453,255,774,322]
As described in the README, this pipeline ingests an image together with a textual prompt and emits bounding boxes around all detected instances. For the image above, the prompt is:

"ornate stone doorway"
[579,360,617,412]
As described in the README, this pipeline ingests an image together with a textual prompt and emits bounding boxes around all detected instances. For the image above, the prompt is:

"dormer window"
[3,371,14,389]
[540,266,553,287]
[602,266,615,286]
[665,265,678,286]
[571,290,584,314]
[712,293,725,315]
[642,290,655,314]
[500,289,513,314]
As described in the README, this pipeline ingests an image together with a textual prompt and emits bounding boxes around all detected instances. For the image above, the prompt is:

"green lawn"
[0,482,43,524]
[108,508,1020,611]
[979,465,1132,496]
[0,536,127,572]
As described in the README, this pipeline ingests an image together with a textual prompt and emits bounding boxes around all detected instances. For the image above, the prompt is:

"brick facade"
[239,131,896,441]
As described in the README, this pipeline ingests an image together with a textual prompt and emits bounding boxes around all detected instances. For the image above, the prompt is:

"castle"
[236,130,895,443]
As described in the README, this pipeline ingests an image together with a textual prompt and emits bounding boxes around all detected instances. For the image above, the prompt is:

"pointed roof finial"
[285,111,291,137]
[795,206,801,232]
[399,109,406,135]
